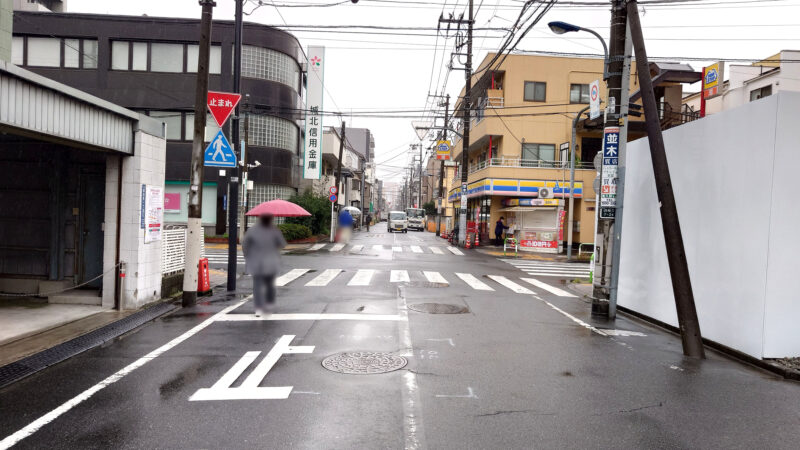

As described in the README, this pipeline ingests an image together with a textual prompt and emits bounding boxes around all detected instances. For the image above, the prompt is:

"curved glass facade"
[242,45,301,91]
[243,115,298,153]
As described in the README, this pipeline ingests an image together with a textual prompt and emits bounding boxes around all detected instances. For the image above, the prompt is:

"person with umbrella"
[243,199,310,316]
[338,208,354,243]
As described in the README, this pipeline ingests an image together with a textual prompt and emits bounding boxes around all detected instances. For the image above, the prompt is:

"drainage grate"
[322,351,407,374]
[0,301,177,389]
[408,303,469,314]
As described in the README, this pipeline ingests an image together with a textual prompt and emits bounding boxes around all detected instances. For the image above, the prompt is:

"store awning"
[499,206,556,212]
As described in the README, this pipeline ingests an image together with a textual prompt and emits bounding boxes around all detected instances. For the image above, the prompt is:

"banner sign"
[589,80,601,119]
[164,193,181,212]
[143,185,163,244]
[436,140,452,160]
[600,126,620,220]
[303,46,325,180]
[703,62,723,99]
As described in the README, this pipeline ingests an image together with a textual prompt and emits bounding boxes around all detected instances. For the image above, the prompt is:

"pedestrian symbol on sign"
[204,130,237,168]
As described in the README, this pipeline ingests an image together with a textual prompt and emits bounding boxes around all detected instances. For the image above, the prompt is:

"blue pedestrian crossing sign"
[204,130,237,168]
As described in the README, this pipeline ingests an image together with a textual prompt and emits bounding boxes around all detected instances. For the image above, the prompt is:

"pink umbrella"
[246,199,311,217]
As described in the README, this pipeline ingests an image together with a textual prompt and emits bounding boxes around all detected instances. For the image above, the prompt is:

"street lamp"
[548,21,608,79]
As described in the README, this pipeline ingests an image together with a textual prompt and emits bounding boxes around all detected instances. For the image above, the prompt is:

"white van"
[388,211,408,233]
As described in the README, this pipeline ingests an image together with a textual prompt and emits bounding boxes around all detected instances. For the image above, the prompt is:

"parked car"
[388,211,408,233]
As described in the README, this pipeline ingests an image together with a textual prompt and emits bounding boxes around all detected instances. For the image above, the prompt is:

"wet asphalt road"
[2,224,800,449]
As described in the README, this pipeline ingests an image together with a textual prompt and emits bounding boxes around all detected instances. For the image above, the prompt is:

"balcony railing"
[450,158,594,183]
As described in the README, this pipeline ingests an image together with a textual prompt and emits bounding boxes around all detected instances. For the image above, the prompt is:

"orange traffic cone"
[465,233,473,249]
[474,232,480,247]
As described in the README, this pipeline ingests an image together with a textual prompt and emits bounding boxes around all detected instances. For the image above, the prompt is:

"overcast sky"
[69,0,800,181]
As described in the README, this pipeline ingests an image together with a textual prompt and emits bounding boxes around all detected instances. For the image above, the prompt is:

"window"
[187,45,222,74]
[64,39,80,68]
[243,115,299,152]
[185,113,221,142]
[570,84,590,104]
[750,85,772,102]
[242,45,301,91]
[522,143,556,167]
[148,111,182,141]
[132,42,147,71]
[26,37,60,67]
[111,41,129,70]
[11,37,24,65]
[524,81,546,102]
[82,40,98,69]
[150,43,183,72]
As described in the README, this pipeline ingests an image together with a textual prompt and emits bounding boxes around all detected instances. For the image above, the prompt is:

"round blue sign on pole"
[329,194,337,202]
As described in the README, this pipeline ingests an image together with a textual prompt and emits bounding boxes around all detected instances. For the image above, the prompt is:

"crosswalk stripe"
[455,273,493,291]
[330,243,345,252]
[350,244,364,252]
[392,246,402,252]
[276,269,309,286]
[447,246,464,256]
[520,268,590,273]
[390,270,410,283]
[309,243,326,251]
[512,264,590,270]
[521,278,576,297]
[487,275,534,295]
[522,272,589,277]
[410,245,423,253]
[430,247,443,255]
[423,271,448,285]
[372,245,383,251]
[348,269,375,286]
[305,269,342,286]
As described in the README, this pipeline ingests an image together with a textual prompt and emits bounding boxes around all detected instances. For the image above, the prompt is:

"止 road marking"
[487,275,534,295]
[275,269,310,286]
[329,243,345,252]
[410,245,423,253]
[426,338,455,347]
[372,245,383,251]
[390,270,410,283]
[435,387,478,399]
[446,246,464,255]
[350,244,364,252]
[429,247,443,255]
[348,269,375,286]
[455,273,494,291]
[309,243,326,251]
[393,246,403,252]
[189,335,314,401]
[521,278,576,297]
[0,298,249,449]
[305,269,342,286]
[216,313,406,321]
[423,271,448,285]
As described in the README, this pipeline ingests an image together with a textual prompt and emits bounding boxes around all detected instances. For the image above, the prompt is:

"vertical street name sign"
[600,126,620,220]
[304,46,325,180]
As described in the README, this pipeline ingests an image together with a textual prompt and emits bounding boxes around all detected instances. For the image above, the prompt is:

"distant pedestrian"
[242,214,287,317]
[495,216,510,245]
[338,209,354,243]
[365,213,372,231]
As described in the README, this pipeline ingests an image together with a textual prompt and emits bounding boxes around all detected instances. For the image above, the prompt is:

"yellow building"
[448,53,615,252]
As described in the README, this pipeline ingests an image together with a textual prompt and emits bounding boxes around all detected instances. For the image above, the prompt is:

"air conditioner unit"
[538,187,554,199]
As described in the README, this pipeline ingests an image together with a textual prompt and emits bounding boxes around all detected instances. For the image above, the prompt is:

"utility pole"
[567,105,590,260]
[592,0,627,315]
[627,0,704,358]
[227,0,243,292]
[183,0,214,308]
[240,109,250,235]
[333,121,346,240]
[435,94,450,236]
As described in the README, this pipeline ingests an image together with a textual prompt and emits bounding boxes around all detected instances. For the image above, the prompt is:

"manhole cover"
[321,352,407,374]
[408,303,469,314]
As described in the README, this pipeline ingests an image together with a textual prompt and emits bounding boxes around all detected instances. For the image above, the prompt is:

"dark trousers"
[253,275,276,309]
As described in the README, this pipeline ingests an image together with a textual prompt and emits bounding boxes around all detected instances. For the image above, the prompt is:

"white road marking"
[291,391,321,395]
[426,338,456,347]
[216,313,406,321]
[393,246,403,252]
[669,365,685,372]
[372,245,383,251]
[398,279,425,449]
[390,270,410,283]
[601,329,647,337]
[350,244,364,252]
[189,335,314,401]
[522,272,589,277]
[423,271,448,285]
[410,245,423,253]
[348,269,375,286]
[309,243,326,251]
[329,243,345,252]
[429,247,443,255]
[0,298,249,450]
[305,269,342,286]
[435,387,478,399]
[533,296,608,337]
[520,278,576,297]
[275,269,309,286]
[446,246,464,255]
[455,273,494,291]
[487,275,535,295]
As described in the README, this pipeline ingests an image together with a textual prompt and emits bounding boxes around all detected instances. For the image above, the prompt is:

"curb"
[0,300,178,390]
